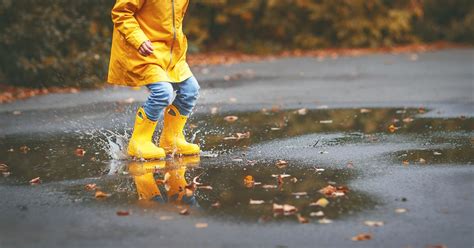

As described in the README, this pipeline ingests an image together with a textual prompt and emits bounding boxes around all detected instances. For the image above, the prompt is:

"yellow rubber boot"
[159,105,200,156]
[127,107,166,159]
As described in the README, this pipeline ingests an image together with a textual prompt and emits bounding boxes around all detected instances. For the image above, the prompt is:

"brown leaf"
[418,158,426,164]
[223,115,238,123]
[95,190,111,198]
[403,160,410,166]
[29,177,41,185]
[195,223,208,228]
[310,198,329,208]
[275,160,288,169]
[249,199,265,205]
[0,164,8,172]
[351,233,372,241]
[388,124,398,133]
[364,220,384,227]
[273,203,297,216]
[296,214,309,223]
[116,210,130,216]
[19,145,30,153]
[243,175,255,188]
[179,208,190,215]
[360,108,371,113]
[75,148,86,157]
[84,183,97,191]
[426,245,447,248]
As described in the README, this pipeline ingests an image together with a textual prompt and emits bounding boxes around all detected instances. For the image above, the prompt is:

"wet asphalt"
[0,48,473,248]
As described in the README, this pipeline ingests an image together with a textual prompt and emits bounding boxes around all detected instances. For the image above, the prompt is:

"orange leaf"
[75,148,86,157]
[29,177,41,185]
[243,175,255,188]
[223,115,238,123]
[351,233,372,241]
[95,190,110,198]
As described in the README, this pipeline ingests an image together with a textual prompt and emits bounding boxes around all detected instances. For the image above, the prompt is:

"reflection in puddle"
[0,108,472,223]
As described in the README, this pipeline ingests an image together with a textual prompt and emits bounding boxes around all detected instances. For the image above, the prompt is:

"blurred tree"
[0,0,471,87]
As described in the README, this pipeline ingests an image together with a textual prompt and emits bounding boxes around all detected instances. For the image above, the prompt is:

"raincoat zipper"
[166,0,176,71]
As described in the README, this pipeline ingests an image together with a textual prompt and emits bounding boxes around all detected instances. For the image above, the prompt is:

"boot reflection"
[128,160,166,202]
[128,156,200,206]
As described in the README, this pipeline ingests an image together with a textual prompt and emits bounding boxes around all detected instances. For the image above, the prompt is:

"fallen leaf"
[310,198,329,208]
[160,216,173,220]
[273,203,297,216]
[19,145,30,153]
[310,211,324,217]
[395,208,408,213]
[290,177,298,183]
[0,164,8,172]
[29,177,41,185]
[210,107,218,115]
[179,208,190,215]
[232,158,243,162]
[364,220,384,227]
[235,132,250,140]
[425,245,447,248]
[319,120,333,124]
[224,115,238,123]
[75,148,86,157]
[296,214,309,223]
[351,233,372,241]
[116,210,130,216]
[319,185,349,197]
[270,127,281,131]
[388,124,398,133]
[275,160,288,169]
[243,175,255,188]
[295,108,308,115]
[12,110,22,115]
[262,184,278,189]
[249,199,265,205]
[122,97,135,104]
[95,190,111,198]
[418,158,426,164]
[195,223,208,228]
[403,117,414,123]
[433,151,442,156]
[291,192,307,196]
[211,202,221,208]
[318,218,333,224]
[360,108,371,114]
[197,185,213,190]
[271,174,291,178]
[85,183,97,191]
[403,160,410,166]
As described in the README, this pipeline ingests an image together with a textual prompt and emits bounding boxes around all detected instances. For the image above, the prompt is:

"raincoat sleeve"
[111,0,148,50]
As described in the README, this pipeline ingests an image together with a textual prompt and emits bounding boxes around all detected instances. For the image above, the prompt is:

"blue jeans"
[143,76,200,121]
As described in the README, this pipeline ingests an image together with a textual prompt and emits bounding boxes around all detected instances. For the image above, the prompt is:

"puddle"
[0,107,472,223]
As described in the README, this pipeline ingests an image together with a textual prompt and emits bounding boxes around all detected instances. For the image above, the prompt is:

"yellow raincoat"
[107,0,193,86]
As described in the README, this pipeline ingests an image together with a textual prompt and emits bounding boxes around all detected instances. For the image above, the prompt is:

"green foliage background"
[0,0,472,87]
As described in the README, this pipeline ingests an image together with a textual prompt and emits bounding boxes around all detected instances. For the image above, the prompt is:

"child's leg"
[171,76,200,116]
[143,82,174,121]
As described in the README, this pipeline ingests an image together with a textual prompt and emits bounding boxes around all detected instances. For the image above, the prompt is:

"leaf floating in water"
[29,177,41,185]
[116,210,130,216]
[351,233,372,241]
[319,185,349,197]
[243,175,255,188]
[364,220,384,227]
[388,124,398,133]
[296,214,309,223]
[95,190,111,198]
[310,211,325,217]
[319,120,333,124]
[195,223,208,229]
[273,203,297,216]
[249,199,265,205]
[19,145,30,153]
[84,183,97,191]
[275,160,288,169]
[75,148,86,157]
[310,198,329,208]
[0,164,8,172]
[223,115,238,123]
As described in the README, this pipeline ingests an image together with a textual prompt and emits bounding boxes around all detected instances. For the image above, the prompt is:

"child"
[108,0,200,159]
